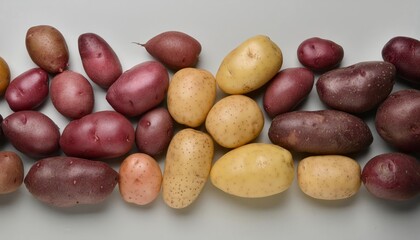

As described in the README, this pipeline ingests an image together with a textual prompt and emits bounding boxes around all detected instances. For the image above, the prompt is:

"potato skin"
[268,110,373,154]
[263,67,314,118]
[316,61,396,113]
[382,36,420,85]
[5,68,49,111]
[1,111,60,158]
[375,89,420,153]
[78,33,122,88]
[0,151,24,194]
[361,152,420,201]
[50,70,94,119]
[106,61,169,117]
[25,25,69,74]
[297,37,344,72]
[60,111,135,159]
[0,56,10,96]
[24,156,119,207]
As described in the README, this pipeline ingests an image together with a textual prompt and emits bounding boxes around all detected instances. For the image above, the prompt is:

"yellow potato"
[216,35,283,94]
[205,95,264,148]
[297,155,361,200]
[162,128,214,209]
[167,68,216,127]
[0,56,10,96]
[210,143,294,198]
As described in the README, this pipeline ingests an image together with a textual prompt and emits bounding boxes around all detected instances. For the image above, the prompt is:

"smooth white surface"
[0,0,419,239]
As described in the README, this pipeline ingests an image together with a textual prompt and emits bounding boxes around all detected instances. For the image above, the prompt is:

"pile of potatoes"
[0,25,420,209]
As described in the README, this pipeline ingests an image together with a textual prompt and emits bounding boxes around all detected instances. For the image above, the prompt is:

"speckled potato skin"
[216,35,283,94]
[167,68,216,127]
[205,95,264,148]
[210,143,294,198]
[297,155,361,200]
[162,128,214,209]
[0,56,10,96]
[0,151,24,194]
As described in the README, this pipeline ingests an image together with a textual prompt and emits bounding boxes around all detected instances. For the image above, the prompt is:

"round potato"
[0,56,10,96]
[167,68,216,127]
[0,151,24,194]
[205,95,264,148]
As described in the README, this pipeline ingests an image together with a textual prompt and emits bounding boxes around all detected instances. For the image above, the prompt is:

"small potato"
[24,156,119,207]
[78,33,122,88]
[216,35,283,94]
[205,95,264,148]
[268,110,373,154]
[119,153,162,205]
[25,25,69,74]
[50,70,94,119]
[0,56,10,96]
[167,68,216,127]
[361,152,420,201]
[106,61,169,117]
[210,143,294,198]
[297,155,361,200]
[316,61,396,113]
[0,151,24,194]
[5,68,49,111]
[60,111,135,159]
[135,107,174,156]
[263,67,314,118]
[297,37,344,72]
[2,111,60,158]
[162,128,214,209]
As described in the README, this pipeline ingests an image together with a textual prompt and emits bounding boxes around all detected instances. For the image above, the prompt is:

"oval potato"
[0,56,10,96]
[0,151,24,194]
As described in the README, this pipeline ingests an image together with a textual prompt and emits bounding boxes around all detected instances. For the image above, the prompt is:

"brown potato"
[0,151,24,194]
[0,56,10,96]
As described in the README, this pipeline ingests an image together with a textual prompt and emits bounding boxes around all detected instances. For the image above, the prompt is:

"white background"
[0,0,419,240]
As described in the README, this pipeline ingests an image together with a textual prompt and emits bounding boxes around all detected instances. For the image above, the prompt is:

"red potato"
[5,68,49,111]
[60,110,135,159]
[78,33,122,88]
[135,107,174,156]
[0,151,24,194]
[106,61,169,117]
[362,152,420,201]
[0,114,4,143]
[50,70,94,119]
[24,156,119,207]
[382,36,420,85]
[297,37,344,72]
[263,67,314,118]
[1,111,60,158]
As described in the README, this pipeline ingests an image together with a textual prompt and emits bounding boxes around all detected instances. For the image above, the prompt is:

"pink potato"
[78,33,122,88]
[50,70,94,119]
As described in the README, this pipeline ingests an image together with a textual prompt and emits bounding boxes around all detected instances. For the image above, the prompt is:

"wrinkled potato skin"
[0,56,10,96]
[298,155,361,200]
[25,25,69,74]
[24,157,119,207]
[0,151,24,194]
[268,110,373,154]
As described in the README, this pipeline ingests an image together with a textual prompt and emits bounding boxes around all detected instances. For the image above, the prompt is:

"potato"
[0,114,4,143]
[162,128,214,209]
[205,95,264,148]
[119,153,162,205]
[50,70,94,119]
[297,37,344,72]
[2,111,60,158]
[60,110,135,159]
[216,35,283,94]
[167,68,216,127]
[361,152,420,201]
[297,155,361,200]
[24,156,118,207]
[25,25,69,74]
[0,151,24,194]
[382,36,420,85]
[268,109,373,154]
[263,67,314,118]
[78,33,122,88]
[0,56,10,96]
[375,89,420,153]
[135,107,174,156]
[138,31,202,71]
[316,61,396,113]
[5,68,49,111]
[106,61,169,117]
[210,143,294,198]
